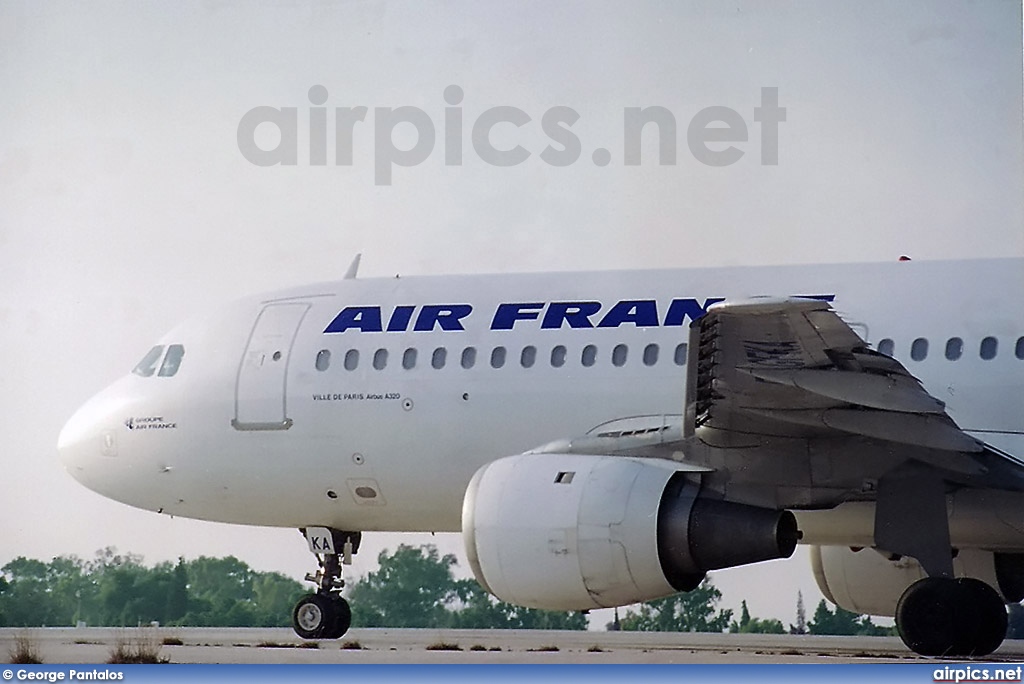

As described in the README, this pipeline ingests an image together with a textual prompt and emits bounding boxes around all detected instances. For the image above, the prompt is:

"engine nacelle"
[462,453,799,611]
[811,545,1024,617]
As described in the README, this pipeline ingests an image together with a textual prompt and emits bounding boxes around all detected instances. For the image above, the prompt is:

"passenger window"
[945,338,963,361]
[344,349,359,371]
[432,347,447,369]
[581,344,597,367]
[1017,337,1024,360]
[402,348,417,370]
[461,347,476,369]
[910,338,928,362]
[373,349,388,370]
[521,346,536,368]
[877,338,895,356]
[612,344,628,367]
[980,337,998,360]
[132,346,164,377]
[643,343,659,366]
[674,343,688,366]
[490,346,506,369]
[315,349,331,371]
[551,345,566,368]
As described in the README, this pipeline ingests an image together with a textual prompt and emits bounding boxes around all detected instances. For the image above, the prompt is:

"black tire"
[323,596,352,639]
[897,577,1008,657]
[292,593,335,640]
[896,577,959,656]
[953,578,1007,657]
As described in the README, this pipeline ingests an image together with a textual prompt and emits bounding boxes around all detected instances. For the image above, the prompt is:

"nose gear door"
[233,302,310,430]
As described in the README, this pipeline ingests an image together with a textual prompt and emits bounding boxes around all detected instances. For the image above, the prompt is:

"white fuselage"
[58,259,1024,541]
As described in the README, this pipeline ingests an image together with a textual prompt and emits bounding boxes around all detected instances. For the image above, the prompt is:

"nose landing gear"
[293,527,360,640]
[293,592,352,639]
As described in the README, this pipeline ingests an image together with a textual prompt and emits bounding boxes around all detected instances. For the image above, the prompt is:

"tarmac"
[5,627,1024,664]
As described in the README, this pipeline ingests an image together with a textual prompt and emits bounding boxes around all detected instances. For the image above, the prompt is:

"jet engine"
[811,544,1024,617]
[461,453,799,610]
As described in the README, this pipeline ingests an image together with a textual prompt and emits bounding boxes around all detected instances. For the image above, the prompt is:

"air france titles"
[322,298,747,334]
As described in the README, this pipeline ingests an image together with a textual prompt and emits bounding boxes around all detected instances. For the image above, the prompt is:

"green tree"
[619,578,732,632]
[451,579,515,627]
[165,558,189,623]
[250,571,306,627]
[808,599,892,636]
[0,549,308,628]
[348,544,459,627]
[97,558,174,626]
[0,558,55,627]
[45,556,90,626]
[185,556,254,606]
[809,599,858,635]
[178,556,257,626]
[513,606,588,630]
[451,579,587,630]
[790,590,807,634]
[729,600,786,634]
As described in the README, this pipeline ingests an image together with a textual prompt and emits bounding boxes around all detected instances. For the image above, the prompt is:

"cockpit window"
[158,344,186,377]
[133,344,186,378]
[132,346,165,377]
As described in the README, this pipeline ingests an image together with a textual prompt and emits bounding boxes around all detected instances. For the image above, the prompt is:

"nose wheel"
[293,593,352,639]
[293,527,360,640]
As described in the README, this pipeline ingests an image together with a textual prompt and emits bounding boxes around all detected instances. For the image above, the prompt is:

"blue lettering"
[414,304,473,331]
[326,295,837,334]
[492,302,545,330]
[663,298,725,326]
[324,306,383,333]
[386,305,416,332]
[597,300,659,328]
[541,301,601,329]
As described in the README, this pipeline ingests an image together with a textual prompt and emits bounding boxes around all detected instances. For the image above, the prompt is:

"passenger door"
[233,302,310,430]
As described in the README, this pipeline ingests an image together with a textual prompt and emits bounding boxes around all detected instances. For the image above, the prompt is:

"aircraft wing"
[683,298,1024,490]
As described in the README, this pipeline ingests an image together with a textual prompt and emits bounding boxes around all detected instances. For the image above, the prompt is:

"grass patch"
[340,640,365,650]
[426,642,463,651]
[587,645,605,653]
[469,644,487,652]
[9,633,43,664]
[107,631,169,664]
[73,640,101,645]
[256,641,295,649]
[253,640,320,649]
[161,637,184,646]
[528,645,560,652]
[488,646,502,652]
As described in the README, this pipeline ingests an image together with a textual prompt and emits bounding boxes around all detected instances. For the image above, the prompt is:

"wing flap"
[746,408,984,459]
[742,367,946,414]
[686,297,984,458]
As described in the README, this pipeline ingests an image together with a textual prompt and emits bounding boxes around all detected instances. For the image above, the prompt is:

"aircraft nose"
[58,380,134,491]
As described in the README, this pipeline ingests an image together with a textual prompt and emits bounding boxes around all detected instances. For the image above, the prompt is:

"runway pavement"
[5,627,1024,664]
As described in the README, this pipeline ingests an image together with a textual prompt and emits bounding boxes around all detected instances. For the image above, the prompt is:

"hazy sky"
[1,0,1022,628]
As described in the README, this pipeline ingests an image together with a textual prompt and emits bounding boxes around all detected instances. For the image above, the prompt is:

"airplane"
[57,256,1024,657]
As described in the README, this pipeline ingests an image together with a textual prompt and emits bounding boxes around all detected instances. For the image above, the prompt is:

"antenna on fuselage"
[344,253,362,280]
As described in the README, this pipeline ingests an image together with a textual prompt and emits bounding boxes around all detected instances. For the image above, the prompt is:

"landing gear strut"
[876,468,1009,657]
[896,577,1007,657]
[293,527,360,640]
